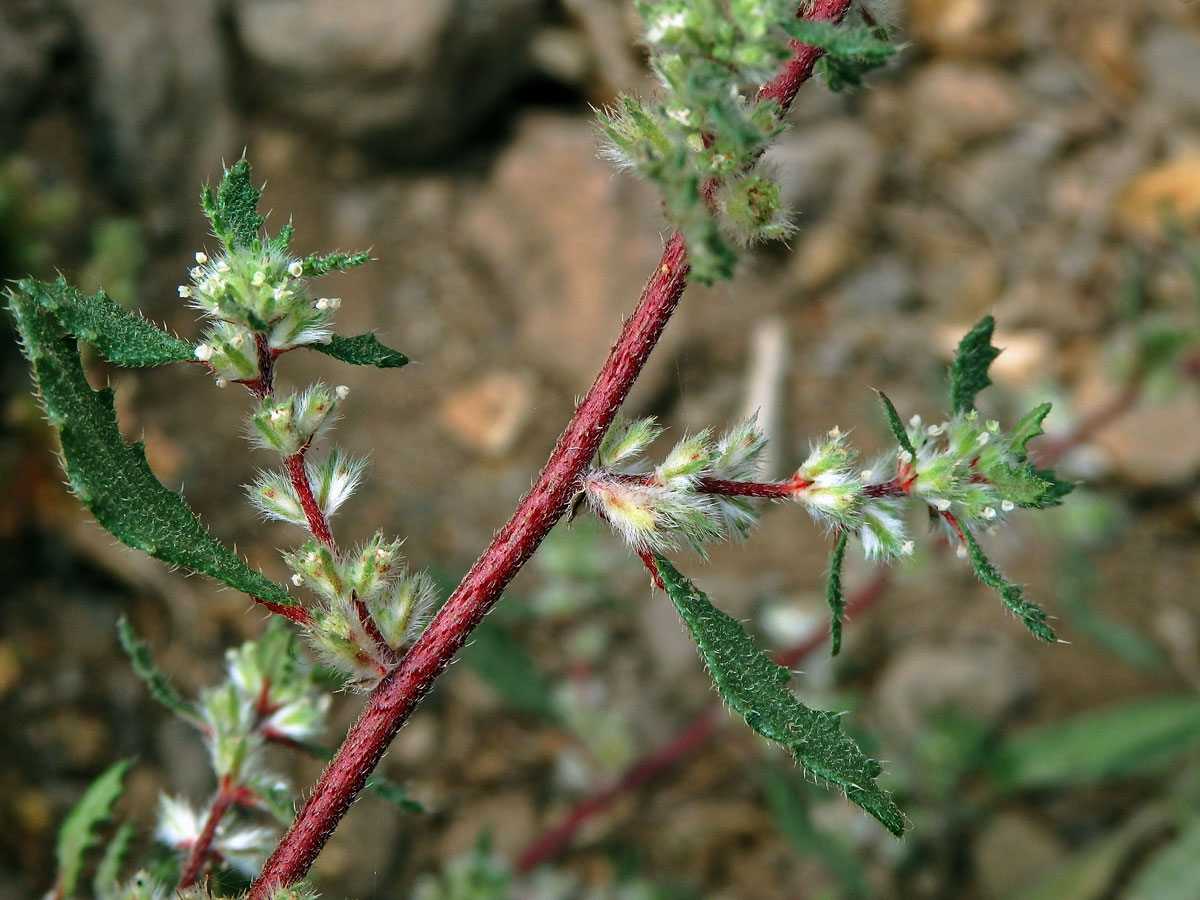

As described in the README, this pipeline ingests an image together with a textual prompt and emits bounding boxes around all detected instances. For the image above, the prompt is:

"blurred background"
[3,0,1200,897]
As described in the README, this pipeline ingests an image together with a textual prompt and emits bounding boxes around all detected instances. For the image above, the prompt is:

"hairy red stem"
[284,452,336,549]
[515,572,889,872]
[250,4,851,893]
[178,776,236,889]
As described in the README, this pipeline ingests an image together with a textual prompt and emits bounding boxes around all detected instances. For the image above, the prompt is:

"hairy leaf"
[875,390,916,456]
[963,529,1056,642]
[201,158,265,252]
[1011,402,1052,457]
[92,820,134,900]
[826,531,850,656]
[655,555,905,835]
[782,19,896,63]
[117,618,201,722]
[309,332,408,368]
[949,316,1001,415]
[8,293,299,611]
[55,760,130,899]
[19,278,193,367]
[301,251,372,278]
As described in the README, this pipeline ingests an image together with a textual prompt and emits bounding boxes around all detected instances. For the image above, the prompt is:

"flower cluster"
[153,622,329,878]
[582,415,768,556]
[285,534,438,688]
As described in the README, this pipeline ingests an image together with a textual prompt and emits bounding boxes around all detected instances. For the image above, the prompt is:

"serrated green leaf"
[993,696,1200,792]
[826,531,850,657]
[949,316,1001,415]
[93,820,135,900]
[962,529,1056,642]
[8,293,300,612]
[654,554,905,836]
[1011,402,1052,458]
[202,158,265,252]
[308,332,408,368]
[55,760,130,899]
[875,390,916,456]
[20,277,193,367]
[268,222,294,255]
[116,617,201,723]
[301,251,372,278]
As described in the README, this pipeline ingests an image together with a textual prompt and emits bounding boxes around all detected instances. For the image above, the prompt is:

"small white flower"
[289,260,304,277]
[936,498,951,511]
[251,270,266,286]
[273,286,291,301]
[291,573,303,586]
[956,543,968,559]
[335,385,350,399]
[986,419,1000,433]
[977,431,990,445]
[178,285,191,298]
[909,414,922,428]
[1001,499,1015,512]
[195,251,208,264]
[982,506,997,520]
[327,297,341,310]
[315,297,331,310]
[860,469,873,482]
[898,450,913,464]
[189,266,204,279]
[828,426,842,438]
[215,259,230,273]
[215,378,228,388]
[194,344,213,362]
[926,424,943,436]
[269,408,288,422]
[901,540,915,556]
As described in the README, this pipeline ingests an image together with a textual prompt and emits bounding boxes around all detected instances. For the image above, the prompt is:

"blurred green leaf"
[1122,813,1200,900]
[993,696,1200,792]
[117,617,202,722]
[92,820,134,900]
[54,760,129,900]
[461,620,561,724]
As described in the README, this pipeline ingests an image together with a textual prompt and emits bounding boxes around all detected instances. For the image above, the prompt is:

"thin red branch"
[256,597,314,627]
[515,572,890,872]
[249,6,851,894]
[178,776,236,889]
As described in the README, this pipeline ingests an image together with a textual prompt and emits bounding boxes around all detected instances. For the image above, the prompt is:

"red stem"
[249,5,850,894]
[284,451,336,549]
[515,572,889,872]
[178,777,236,889]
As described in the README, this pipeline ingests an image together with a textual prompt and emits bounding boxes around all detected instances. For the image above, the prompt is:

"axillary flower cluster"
[187,160,436,690]
[582,318,1070,647]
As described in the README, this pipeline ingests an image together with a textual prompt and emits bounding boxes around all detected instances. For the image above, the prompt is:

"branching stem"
[249,3,851,893]
[178,776,236,890]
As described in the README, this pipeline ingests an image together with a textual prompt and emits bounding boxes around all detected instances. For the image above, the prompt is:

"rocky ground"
[3,1,1200,898]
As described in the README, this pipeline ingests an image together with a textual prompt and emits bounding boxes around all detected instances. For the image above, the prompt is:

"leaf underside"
[309,332,409,368]
[20,277,194,367]
[654,554,905,836]
[8,292,298,610]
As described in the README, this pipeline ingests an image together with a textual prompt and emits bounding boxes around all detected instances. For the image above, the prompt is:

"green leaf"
[20,277,194,366]
[825,531,850,656]
[201,158,265,252]
[461,620,561,724]
[949,315,1001,415]
[309,332,409,368]
[55,760,130,899]
[300,251,372,278]
[654,554,905,836]
[1011,403,1051,457]
[1122,813,1200,900]
[93,820,135,900]
[875,390,916,456]
[992,696,1200,792]
[116,617,201,722]
[963,529,1056,642]
[8,293,300,612]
